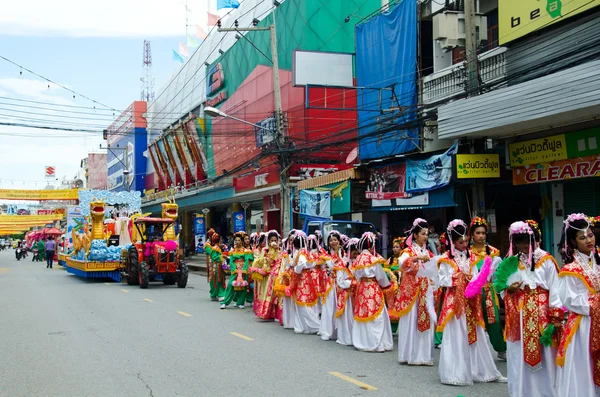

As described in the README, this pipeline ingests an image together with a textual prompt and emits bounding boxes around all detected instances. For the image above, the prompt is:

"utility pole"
[464,0,485,217]
[218,7,290,236]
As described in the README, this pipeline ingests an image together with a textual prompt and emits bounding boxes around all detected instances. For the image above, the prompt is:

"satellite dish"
[345,147,358,164]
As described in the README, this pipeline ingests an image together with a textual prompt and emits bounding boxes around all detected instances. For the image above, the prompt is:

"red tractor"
[122,217,188,289]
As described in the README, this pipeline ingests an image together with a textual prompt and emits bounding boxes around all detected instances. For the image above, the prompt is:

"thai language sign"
[509,135,567,167]
[512,155,600,185]
[456,154,500,179]
[499,0,600,44]
[0,189,80,201]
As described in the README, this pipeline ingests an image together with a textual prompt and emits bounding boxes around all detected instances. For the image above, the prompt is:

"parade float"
[64,190,142,282]
[119,197,188,289]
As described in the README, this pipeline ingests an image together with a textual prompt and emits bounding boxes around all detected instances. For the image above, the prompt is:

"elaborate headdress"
[210,232,221,245]
[233,231,246,241]
[508,221,534,267]
[469,217,488,234]
[392,236,405,246]
[564,213,591,257]
[345,237,360,261]
[405,218,428,248]
[590,216,600,228]
[358,231,378,254]
[525,219,541,242]
[267,229,281,241]
[327,230,342,245]
[291,230,307,250]
[446,219,468,257]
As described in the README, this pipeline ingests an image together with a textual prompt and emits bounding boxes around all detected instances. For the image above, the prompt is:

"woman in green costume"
[204,231,227,301]
[469,216,507,361]
[221,232,254,309]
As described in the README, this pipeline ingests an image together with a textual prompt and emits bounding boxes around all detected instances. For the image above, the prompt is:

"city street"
[0,250,508,397]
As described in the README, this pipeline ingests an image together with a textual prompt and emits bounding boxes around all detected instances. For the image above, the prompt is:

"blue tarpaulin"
[356,0,418,160]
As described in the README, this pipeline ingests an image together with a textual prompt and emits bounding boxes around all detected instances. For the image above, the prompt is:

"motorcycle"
[32,249,41,262]
[15,248,23,261]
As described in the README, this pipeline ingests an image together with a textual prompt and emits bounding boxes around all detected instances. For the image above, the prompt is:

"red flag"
[207,12,218,26]
[196,24,208,39]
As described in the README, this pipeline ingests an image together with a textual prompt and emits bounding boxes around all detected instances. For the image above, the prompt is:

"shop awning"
[297,168,361,190]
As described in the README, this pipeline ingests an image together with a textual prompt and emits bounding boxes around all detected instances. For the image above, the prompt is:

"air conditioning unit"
[433,11,488,50]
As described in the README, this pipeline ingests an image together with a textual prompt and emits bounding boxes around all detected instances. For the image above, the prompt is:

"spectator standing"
[45,237,56,269]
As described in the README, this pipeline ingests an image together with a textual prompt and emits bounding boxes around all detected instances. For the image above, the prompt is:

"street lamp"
[204,107,291,236]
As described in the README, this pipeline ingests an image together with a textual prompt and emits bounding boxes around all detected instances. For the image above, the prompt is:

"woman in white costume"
[391,218,435,365]
[351,232,393,352]
[335,238,359,346]
[319,231,344,341]
[555,213,600,397]
[437,219,506,385]
[289,231,320,334]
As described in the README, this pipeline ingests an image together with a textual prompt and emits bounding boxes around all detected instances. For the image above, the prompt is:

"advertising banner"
[299,190,331,218]
[254,116,277,147]
[366,164,411,200]
[512,154,600,185]
[0,214,64,222]
[499,0,600,44]
[509,134,567,167]
[0,189,80,201]
[406,144,458,193]
[194,214,206,235]
[565,127,600,159]
[66,206,86,246]
[233,212,246,233]
[456,154,501,178]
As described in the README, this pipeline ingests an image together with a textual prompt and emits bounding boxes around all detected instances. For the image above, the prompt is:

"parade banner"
[406,143,458,193]
[0,214,64,222]
[299,190,331,218]
[456,154,501,179]
[67,206,86,246]
[513,154,600,185]
[366,164,411,200]
[509,134,567,167]
[0,189,80,201]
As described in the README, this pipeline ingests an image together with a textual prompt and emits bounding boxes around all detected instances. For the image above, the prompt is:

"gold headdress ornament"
[392,237,405,245]
[469,216,488,233]
[525,219,541,238]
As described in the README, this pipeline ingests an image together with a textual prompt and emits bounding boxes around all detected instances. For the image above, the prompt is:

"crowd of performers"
[203,213,600,397]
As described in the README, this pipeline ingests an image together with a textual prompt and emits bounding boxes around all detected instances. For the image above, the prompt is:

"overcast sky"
[0,0,215,199]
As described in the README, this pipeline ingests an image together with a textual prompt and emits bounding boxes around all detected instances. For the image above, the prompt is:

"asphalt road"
[0,250,508,397]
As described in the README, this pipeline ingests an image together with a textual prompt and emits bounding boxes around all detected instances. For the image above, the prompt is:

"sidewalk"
[184,254,208,273]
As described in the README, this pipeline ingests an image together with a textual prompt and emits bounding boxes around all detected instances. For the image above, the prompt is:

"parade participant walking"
[45,237,56,269]
[275,230,297,329]
[335,238,359,346]
[221,232,253,309]
[555,214,600,397]
[469,216,507,361]
[319,231,343,341]
[251,230,282,320]
[392,218,436,365]
[290,231,320,334]
[385,237,402,333]
[351,232,393,352]
[205,232,227,301]
[494,220,561,397]
[437,220,505,385]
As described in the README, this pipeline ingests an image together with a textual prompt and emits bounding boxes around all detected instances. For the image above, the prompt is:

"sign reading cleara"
[513,155,600,185]
[205,63,227,106]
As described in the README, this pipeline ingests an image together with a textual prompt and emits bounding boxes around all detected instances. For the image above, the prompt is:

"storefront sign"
[194,214,205,235]
[456,154,500,179]
[299,190,331,218]
[513,154,600,185]
[509,134,567,167]
[0,189,80,201]
[406,143,458,193]
[144,188,177,202]
[565,127,600,158]
[233,212,246,233]
[366,164,411,199]
[499,0,600,44]
[205,63,227,106]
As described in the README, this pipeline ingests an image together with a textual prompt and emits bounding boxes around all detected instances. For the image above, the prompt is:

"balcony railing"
[423,46,507,106]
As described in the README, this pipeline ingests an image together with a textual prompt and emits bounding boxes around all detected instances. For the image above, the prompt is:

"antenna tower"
[141,40,155,103]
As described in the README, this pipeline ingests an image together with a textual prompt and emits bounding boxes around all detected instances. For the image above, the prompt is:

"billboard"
[87,153,108,189]
[254,116,277,147]
[499,0,600,44]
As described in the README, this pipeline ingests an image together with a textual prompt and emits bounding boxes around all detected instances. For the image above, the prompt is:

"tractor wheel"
[127,247,139,286]
[163,274,176,285]
[139,261,149,289]
[177,262,189,288]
